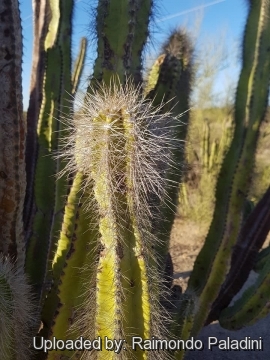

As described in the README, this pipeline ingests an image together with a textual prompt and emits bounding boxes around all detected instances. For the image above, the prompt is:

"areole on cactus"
[1,0,270,360]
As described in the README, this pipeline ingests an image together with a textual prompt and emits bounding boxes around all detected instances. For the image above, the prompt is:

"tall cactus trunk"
[0,2,35,359]
[0,0,25,271]
[25,0,74,307]
[24,0,48,235]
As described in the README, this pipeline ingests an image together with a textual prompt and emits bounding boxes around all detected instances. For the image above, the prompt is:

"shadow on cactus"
[1,0,270,360]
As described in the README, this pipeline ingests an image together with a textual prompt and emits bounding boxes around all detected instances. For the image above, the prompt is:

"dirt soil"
[169,217,270,359]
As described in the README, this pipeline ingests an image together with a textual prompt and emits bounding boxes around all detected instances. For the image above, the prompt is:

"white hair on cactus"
[0,255,36,360]
[58,77,183,226]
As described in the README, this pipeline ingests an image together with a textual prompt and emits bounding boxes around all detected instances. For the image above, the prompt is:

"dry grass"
[170,106,270,291]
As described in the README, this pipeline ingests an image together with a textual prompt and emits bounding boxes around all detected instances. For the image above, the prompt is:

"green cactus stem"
[39,172,90,336]
[89,0,153,87]
[200,118,232,174]
[41,35,87,324]
[187,0,270,335]
[146,29,193,265]
[201,121,210,170]
[216,118,233,167]
[42,0,75,305]
[45,173,99,359]
[144,54,166,95]
[171,292,196,360]
[208,140,218,171]
[25,0,74,304]
[128,0,153,85]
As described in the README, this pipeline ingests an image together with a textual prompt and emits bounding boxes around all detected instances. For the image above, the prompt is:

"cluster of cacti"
[178,115,233,219]
[1,1,270,360]
[200,118,232,173]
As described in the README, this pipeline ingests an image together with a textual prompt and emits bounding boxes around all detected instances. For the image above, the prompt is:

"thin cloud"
[157,0,226,23]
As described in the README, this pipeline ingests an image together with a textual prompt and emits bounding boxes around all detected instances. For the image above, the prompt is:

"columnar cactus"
[146,28,193,264]
[0,0,25,271]
[25,0,74,307]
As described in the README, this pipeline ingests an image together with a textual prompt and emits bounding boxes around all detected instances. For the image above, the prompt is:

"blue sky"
[20,0,248,110]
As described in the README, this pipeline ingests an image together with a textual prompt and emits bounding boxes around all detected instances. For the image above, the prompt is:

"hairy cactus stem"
[56,77,179,359]
[0,255,35,360]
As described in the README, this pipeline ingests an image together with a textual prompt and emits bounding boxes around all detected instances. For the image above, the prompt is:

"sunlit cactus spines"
[0,255,36,360]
